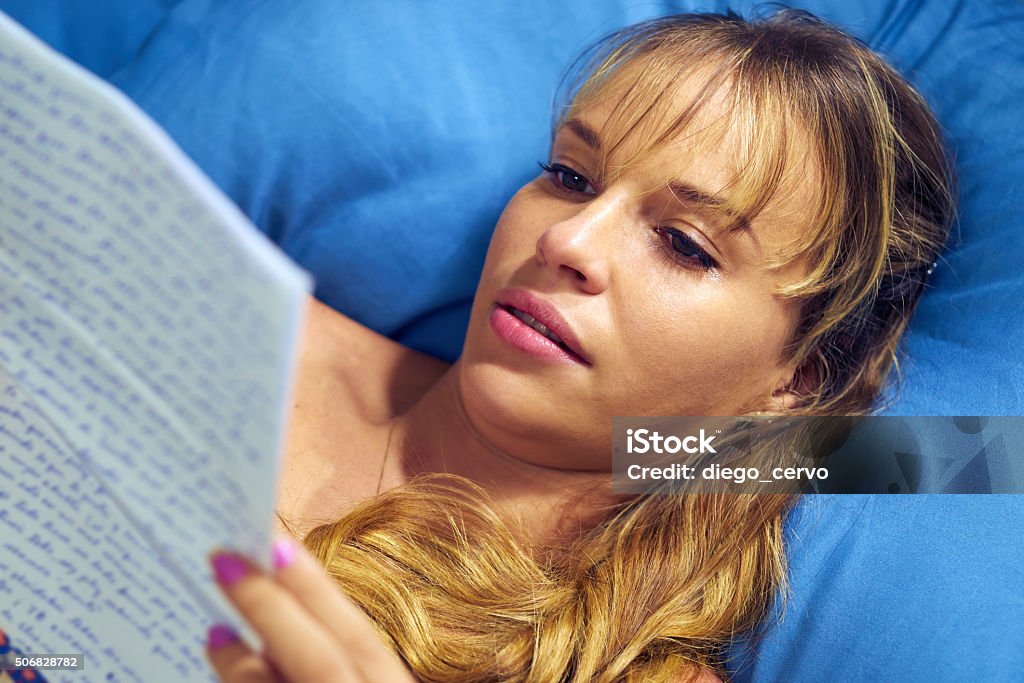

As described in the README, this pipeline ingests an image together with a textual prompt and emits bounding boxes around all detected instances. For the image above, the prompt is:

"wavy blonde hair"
[295,10,954,681]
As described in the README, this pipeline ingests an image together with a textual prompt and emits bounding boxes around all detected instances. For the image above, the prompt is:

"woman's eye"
[538,162,596,196]
[658,227,717,271]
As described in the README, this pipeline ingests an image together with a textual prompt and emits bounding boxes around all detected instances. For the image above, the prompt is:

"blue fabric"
[0,0,183,78]
[10,0,1023,679]
[728,495,1024,681]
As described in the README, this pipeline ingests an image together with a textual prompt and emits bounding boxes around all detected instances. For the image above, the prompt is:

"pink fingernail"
[272,538,296,570]
[207,624,238,649]
[211,553,249,586]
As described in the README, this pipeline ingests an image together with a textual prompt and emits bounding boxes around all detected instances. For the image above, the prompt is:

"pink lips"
[489,288,590,366]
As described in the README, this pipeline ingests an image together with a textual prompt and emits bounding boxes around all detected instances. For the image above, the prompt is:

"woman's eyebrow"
[669,181,751,232]
[562,118,602,150]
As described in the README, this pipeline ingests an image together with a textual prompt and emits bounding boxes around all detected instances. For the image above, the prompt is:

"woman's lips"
[489,288,591,366]
[489,307,590,365]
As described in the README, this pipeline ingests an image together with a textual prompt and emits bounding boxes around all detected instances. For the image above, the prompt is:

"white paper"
[0,10,312,682]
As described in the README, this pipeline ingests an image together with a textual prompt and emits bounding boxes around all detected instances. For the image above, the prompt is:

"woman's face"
[458,83,821,470]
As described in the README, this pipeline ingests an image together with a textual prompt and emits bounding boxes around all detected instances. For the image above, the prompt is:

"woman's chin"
[455,362,608,465]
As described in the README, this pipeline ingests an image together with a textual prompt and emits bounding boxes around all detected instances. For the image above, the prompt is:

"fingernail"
[206,624,238,649]
[272,538,296,570]
[211,552,249,586]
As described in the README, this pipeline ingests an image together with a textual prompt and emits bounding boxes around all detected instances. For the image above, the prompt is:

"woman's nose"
[534,196,625,294]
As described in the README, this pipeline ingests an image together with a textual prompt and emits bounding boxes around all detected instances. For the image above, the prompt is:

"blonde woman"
[202,9,952,682]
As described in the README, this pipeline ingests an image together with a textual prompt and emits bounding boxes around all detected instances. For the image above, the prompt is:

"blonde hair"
[297,10,954,681]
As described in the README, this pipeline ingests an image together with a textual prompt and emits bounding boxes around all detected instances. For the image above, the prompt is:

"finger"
[269,538,414,681]
[210,551,362,683]
[204,625,281,683]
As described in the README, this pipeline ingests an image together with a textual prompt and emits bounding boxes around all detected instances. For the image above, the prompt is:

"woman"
[204,9,952,682]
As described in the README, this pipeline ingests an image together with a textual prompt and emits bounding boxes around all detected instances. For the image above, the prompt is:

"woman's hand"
[205,538,416,682]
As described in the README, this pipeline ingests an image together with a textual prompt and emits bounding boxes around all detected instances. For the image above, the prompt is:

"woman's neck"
[379,362,620,547]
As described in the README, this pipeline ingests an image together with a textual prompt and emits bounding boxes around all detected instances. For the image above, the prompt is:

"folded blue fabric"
[0,0,182,77]
[13,0,1024,679]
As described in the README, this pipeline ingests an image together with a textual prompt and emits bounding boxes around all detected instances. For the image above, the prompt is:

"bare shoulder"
[274,296,450,540]
[300,295,450,421]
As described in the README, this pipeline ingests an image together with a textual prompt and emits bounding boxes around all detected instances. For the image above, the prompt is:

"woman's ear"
[770,382,802,411]
[745,375,800,414]
[769,354,820,411]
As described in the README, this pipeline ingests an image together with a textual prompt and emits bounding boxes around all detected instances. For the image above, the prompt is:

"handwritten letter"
[0,11,311,682]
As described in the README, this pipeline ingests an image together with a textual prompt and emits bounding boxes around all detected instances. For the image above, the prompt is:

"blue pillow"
[727,494,1024,681]
[0,0,182,77]
[28,0,1024,679]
